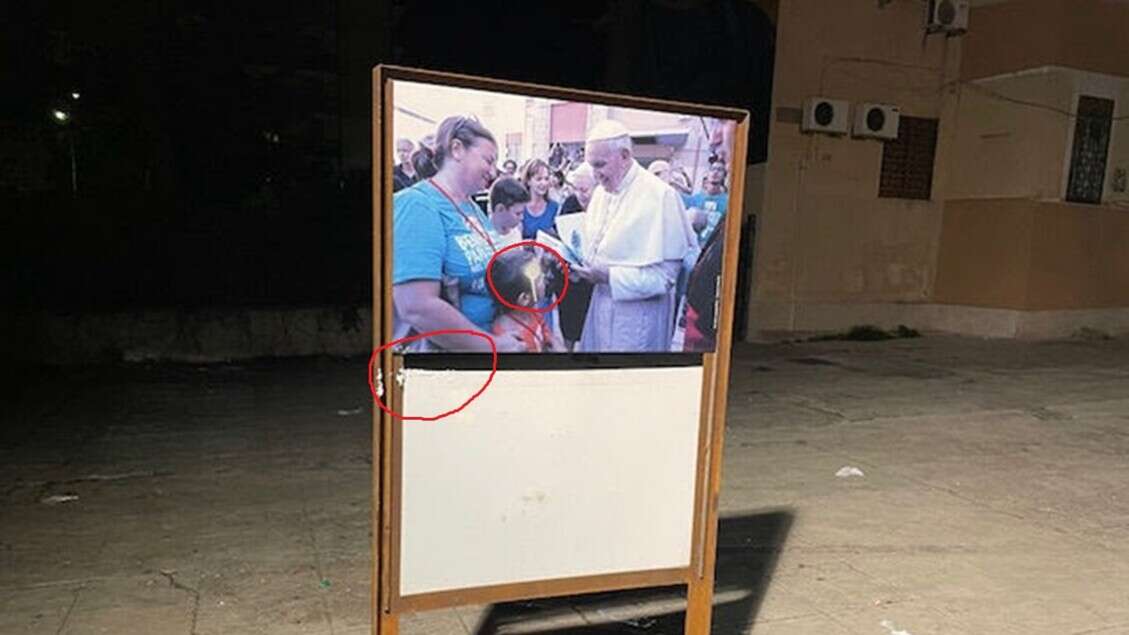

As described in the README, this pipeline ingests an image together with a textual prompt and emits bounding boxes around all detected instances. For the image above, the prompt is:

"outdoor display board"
[372,65,749,634]
[398,367,702,600]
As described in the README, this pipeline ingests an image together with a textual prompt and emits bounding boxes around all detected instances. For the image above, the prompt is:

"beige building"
[749,0,1129,339]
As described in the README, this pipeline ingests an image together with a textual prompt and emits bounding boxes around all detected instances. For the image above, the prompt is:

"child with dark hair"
[549,169,566,203]
[487,177,530,247]
[490,249,564,353]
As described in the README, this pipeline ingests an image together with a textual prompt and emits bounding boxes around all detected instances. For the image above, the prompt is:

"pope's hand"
[690,209,709,231]
[571,263,609,285]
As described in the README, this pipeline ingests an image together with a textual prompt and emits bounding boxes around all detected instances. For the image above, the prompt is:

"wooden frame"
[372,65,749,635]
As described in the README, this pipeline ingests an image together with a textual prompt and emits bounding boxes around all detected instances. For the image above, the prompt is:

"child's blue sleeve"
[392,193,446,284]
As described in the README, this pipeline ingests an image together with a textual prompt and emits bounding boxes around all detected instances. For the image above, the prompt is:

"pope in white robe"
[572,120,697,352]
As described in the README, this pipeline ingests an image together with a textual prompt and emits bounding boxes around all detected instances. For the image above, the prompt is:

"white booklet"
[549,213,587,266]
[535,230,582,267]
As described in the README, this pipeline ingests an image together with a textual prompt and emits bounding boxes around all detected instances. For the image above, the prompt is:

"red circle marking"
[485,240,571,314]
[367,329,498,421]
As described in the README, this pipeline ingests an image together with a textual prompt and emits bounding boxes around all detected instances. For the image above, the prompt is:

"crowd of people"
[390,114,731,353]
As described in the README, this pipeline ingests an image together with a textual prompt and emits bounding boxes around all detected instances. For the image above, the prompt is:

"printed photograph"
[389,79,737,353]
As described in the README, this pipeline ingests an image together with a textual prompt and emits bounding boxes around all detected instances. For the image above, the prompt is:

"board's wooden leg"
[687,352,727,634]
[685,488,721,634]
[376,611,399,635]
[685,574,715,634]
[373,377,399,635]
[371,346,399,635]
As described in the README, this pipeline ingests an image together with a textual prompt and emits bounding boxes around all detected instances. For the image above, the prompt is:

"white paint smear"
[881,619,913,635]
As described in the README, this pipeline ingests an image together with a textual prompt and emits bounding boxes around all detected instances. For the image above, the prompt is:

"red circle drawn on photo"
[485,240,571,314]
[367,329,498,421]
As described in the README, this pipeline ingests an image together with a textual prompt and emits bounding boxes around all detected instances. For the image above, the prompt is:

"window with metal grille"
[878,116,938,200]
[1065,95,1114,204]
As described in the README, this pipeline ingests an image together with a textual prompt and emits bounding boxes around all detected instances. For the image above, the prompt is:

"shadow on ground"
[470,509,794,634]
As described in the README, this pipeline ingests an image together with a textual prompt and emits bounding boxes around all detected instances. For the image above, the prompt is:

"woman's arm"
[439,276,461,306]
[394,281,523,352]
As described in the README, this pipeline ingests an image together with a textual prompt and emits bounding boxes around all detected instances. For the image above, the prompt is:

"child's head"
[488,177,530,235]
[492,249,546,309]
[703,165,727,195]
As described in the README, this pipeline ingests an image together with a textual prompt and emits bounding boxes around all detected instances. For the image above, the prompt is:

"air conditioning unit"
[926,0,969,34]
[801,97,849,135]
[853,103,900,140]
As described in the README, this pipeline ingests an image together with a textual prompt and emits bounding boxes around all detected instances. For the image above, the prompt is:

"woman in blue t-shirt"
[391,116,524,353]
[519,158,560,240]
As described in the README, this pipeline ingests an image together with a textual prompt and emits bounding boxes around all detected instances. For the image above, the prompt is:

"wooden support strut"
[373,67,400,635]
[684,116,749,634]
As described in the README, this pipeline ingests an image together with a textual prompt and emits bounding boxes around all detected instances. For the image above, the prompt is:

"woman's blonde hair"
[432,116,496,170]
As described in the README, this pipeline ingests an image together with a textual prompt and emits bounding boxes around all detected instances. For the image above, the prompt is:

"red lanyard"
[505,313,545,349]
[428,178,496,252]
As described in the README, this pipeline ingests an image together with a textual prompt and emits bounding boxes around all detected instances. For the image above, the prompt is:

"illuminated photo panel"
[389,79,737,354]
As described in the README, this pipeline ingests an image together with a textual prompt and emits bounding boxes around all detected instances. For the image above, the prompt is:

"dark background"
[2,0,773,314]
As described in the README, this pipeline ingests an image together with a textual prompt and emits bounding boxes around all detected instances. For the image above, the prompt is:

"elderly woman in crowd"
[556,162,597,350]
[559,162,596,217]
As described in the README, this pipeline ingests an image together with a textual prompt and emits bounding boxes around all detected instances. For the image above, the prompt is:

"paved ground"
[4,335,1129,634]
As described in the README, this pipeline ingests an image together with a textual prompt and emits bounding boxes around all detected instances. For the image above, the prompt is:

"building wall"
[752,0,961,331]
[605,108,712,181]
[526,103,717,187]
[946,68,1074,200]
[525,100,551,164]
[948,66,1129,204]
[962,0,1129,81]
[1027,201,1129,309]
[933,198,1035,309]
[935,198,1129,310]
[752,0,1129,338]
[939,64,1129,314]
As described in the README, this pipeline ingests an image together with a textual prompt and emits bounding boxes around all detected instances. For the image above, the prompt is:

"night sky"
[2,0,772,313]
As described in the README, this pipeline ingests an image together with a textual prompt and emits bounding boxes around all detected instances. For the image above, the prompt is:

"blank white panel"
[399,366,703,596]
